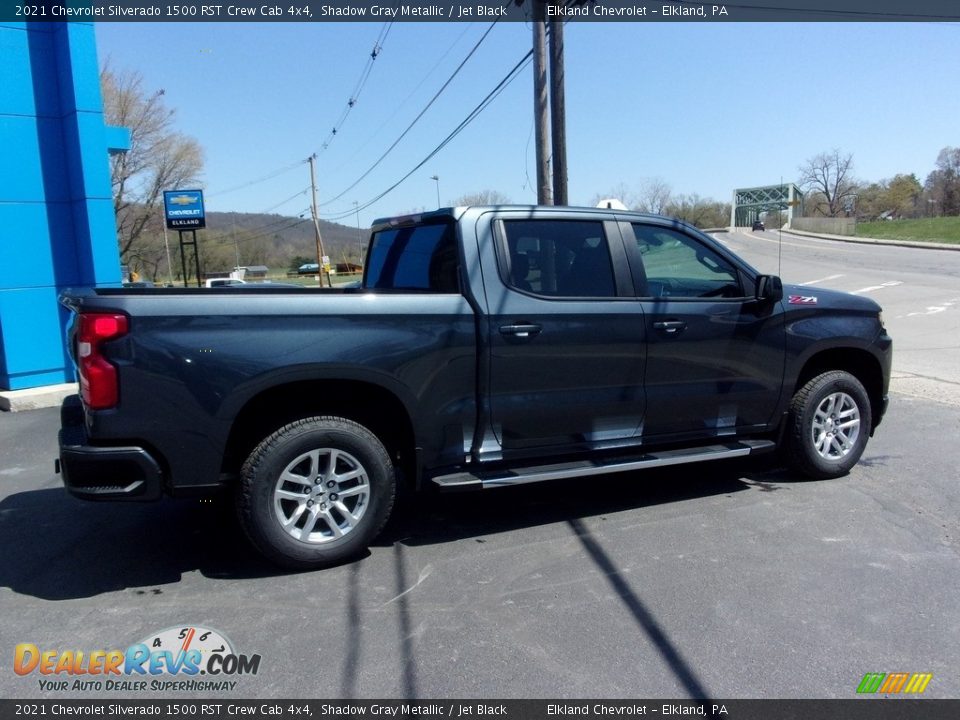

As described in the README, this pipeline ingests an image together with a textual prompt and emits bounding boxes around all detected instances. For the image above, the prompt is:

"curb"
[0,383,76,412]
[777,228,960,252]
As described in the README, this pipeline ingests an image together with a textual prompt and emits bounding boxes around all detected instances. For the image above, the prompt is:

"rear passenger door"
[483,213,647,454]
[625,221,785,440]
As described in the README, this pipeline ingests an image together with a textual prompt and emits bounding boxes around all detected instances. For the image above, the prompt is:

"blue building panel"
[0,115,70,203]
[0,24,56,117]
[0,21,126,391]
[0,287,74,390]
[72,197,122,287]
[0,202,61,290]
[53,23,104,115]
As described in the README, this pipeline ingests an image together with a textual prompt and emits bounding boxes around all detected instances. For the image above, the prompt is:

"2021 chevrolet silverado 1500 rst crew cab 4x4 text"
[57,206,892,568]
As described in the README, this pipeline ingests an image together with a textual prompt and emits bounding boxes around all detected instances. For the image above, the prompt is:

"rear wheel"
[237,416,395,569]
[785,370,872,479]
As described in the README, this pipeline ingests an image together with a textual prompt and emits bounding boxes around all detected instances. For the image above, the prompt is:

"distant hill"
[201,211,367,272]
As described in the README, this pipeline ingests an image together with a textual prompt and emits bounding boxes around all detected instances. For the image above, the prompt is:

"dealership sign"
[163,190,206,229]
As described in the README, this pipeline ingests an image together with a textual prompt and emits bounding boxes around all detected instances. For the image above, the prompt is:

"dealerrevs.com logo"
[14,626,261,693]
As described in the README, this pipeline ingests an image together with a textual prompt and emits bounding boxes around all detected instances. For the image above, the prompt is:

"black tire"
[237,416,395,569]
[785,370,872,479]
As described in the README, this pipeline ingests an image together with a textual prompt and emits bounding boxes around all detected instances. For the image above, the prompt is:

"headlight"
[878,311,885,329]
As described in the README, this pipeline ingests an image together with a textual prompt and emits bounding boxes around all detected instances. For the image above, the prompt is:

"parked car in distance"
[298,263,320,274]
[205,278,247,288]
[752,220,765,231]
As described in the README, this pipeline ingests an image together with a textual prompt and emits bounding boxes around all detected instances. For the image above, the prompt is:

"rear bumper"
[57,396,163,502]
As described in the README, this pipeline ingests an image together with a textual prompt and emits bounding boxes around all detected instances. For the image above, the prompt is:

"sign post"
[163,190,206,287]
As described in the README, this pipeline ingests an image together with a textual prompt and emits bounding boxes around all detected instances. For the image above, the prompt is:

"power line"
[318,21,501,208]
[322,48,534,222]
[318,21,395,153]
[201,22,394,200]
[260,186,311,214]
[205,159,305,198]
[329,23,476,174]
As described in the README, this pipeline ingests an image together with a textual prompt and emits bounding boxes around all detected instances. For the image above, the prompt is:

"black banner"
[2,700,960,720]
[3,0,960,23]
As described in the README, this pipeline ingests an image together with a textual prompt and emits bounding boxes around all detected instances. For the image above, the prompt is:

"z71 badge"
[789,295,818,304]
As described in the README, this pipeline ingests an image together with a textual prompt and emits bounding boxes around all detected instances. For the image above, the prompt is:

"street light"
[430,175,440,208]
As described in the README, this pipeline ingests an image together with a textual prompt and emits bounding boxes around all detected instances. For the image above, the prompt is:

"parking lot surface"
[1,392,958,699]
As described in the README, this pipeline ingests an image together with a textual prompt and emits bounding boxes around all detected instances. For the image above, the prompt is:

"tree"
[885,174,923,218]
[925,146,960,216]
[101,65,204,269]
[664,194,730,229]
[798,149,857,217]
[634,177,673,215]
[453,190,512,206]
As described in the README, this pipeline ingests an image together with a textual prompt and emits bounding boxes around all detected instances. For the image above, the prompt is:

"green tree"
[885,174,923,218]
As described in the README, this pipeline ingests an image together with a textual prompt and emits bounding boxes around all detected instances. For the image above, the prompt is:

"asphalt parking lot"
[2,389,958,699]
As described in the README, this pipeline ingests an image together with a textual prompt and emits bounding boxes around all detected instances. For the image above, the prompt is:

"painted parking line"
[899,297,960,319]
[851,281,903,294]
[799,274,845,286]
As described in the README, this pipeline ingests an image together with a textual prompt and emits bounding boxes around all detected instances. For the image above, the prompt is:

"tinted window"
[502,220,615,298]
[365,222,459,291]
[632,224,742,298]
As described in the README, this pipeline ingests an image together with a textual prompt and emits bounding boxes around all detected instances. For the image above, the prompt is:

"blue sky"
[95,21,960,228]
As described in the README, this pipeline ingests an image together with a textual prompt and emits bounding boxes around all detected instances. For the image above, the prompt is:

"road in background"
[716,229,960,404]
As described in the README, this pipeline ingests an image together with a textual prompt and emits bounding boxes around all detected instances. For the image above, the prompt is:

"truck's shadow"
[0,457,810,600]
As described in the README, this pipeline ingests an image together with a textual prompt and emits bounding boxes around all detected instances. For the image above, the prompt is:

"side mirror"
[755,274,783,303]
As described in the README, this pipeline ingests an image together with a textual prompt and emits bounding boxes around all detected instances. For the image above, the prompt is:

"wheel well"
[222,380,416,486]
[795,348,884,422]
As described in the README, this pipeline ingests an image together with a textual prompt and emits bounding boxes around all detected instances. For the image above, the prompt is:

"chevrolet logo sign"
[169,195,198,206]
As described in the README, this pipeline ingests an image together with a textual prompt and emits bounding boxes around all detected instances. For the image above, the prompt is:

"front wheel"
[785,370,872,479]
[237,416,395,569]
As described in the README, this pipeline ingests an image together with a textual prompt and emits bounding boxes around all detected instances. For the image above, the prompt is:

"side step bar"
[431,439,776,491]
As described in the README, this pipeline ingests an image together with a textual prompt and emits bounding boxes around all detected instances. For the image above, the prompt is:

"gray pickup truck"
[58,206,892,568]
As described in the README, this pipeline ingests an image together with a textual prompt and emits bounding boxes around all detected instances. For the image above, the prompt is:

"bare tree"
[925,146,960,216]
[101,65,204,265]
[453,190,512,206]
[798,149,857,217]
[634,177,673,215]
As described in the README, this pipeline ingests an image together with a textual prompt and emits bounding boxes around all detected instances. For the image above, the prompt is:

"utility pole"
[430,175,441,208]
[533,2,552,205]
[354,201,362,272]
[549,8,568,206]
[308,153,329,287]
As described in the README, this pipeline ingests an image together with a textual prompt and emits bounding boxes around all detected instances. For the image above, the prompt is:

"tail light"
[77,313,128,409]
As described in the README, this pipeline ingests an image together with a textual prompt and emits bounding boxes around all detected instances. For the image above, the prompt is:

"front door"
[626,221,785,441]
[485,215,647,453]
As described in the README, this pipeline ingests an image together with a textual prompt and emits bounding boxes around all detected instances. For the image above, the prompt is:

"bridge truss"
[730,183,803,228]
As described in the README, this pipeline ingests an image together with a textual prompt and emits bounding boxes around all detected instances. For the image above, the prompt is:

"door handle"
[653,320,686,334]
[499,323,542,338]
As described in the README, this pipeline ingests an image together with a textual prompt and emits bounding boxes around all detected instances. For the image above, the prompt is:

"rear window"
[364,222,459,292]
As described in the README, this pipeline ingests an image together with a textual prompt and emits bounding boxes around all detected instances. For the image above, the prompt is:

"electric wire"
[319,20,395,152]
[329,22,476,174]
[318,21,501,208]
[321,48,534,222]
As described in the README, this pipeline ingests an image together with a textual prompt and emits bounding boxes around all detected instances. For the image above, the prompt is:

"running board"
[431,440,775,490]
